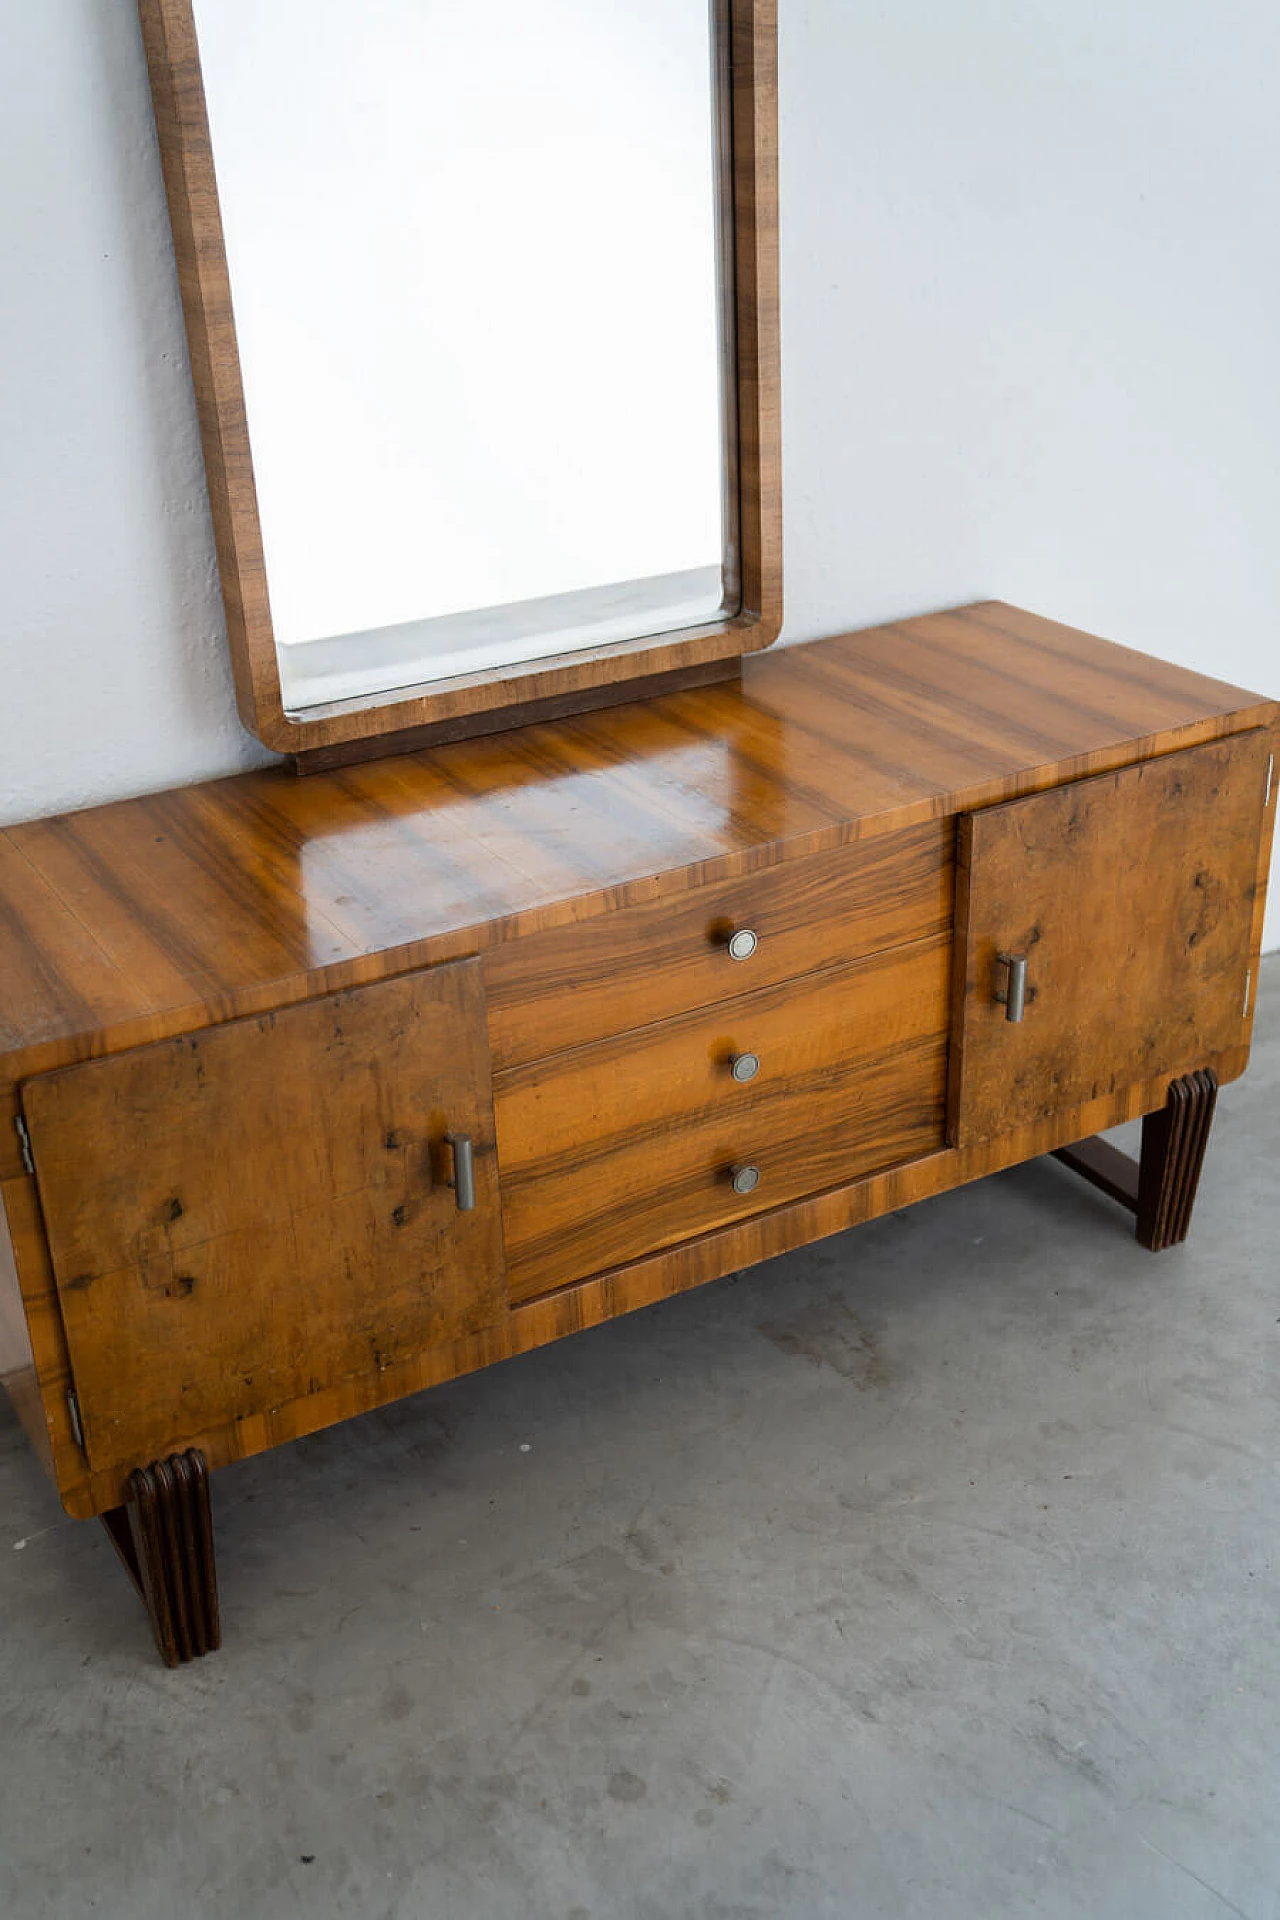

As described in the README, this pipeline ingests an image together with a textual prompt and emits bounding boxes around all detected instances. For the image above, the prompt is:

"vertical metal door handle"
[445,1132,476,1212]
[996,952,1028,1023]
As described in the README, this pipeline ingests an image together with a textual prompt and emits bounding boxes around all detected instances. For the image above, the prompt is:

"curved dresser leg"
[100,1448,221,1667]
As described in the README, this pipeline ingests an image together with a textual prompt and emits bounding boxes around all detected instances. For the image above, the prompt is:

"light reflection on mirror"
[190,0,735,713]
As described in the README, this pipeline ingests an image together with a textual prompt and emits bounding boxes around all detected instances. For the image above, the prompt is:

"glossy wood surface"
[2,603,1273,1185]
[497,934,950,1297]
[485,818,951,1069]
[22,960,506,1478]
[0,603,1274,1520]
[505,1051,1256,1363]
[138,0,782,754]
[949,732,1270,1144]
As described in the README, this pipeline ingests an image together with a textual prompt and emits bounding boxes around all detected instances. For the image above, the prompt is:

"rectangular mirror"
[140,0,779,760]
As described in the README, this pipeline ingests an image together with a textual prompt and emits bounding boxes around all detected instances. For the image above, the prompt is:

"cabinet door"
[22,960,505,1472]
[949,733,1270,1146]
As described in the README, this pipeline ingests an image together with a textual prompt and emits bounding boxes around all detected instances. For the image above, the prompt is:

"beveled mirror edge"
[137,0,781,760]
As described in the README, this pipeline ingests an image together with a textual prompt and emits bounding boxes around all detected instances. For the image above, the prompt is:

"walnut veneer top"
[1,602,1273,1141]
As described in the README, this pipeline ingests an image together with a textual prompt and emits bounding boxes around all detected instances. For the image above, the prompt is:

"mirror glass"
[189,0,735,714]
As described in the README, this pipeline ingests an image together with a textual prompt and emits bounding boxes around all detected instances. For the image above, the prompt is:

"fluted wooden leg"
[1052,1068,1219,1252]
[1134,1068,1219,1250]
[100,1448,220,1666]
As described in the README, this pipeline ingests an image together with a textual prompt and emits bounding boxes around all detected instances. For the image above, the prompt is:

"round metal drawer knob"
[726,927,758,962]
[729,1163,761,1196]
[730,1052,761,1084]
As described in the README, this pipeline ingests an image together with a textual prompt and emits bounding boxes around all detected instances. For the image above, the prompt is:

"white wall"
[2,2,1277,941]
[780,0,1280,947]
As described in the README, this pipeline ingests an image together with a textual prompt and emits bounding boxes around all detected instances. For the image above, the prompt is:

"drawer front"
[484,820,953,1070]
[497,934,950,1301]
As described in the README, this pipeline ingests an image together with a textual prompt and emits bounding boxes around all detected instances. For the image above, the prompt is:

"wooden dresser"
[1,602,1275,1664]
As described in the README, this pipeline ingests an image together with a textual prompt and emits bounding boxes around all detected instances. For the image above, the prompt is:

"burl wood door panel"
[949,733,1271,1145]
[497,934,951,1301]
[22,960,506,1473]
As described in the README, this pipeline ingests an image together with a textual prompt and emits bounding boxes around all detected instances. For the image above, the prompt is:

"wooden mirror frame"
[138,0,781,766]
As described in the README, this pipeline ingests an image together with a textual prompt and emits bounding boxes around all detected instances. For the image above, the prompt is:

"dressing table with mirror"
[0,0,1274,1666]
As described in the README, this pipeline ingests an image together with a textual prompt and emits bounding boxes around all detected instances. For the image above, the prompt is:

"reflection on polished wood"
[2,602,1271,1153]
[0,602,1275,1562]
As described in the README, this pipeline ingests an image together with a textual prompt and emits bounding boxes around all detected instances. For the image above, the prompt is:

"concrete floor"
[2,963,1277,1920]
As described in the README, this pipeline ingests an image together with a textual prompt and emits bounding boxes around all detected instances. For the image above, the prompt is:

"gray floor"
[2,966,1277,1920]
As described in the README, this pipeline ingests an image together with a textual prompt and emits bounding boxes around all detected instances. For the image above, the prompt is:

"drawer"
[496,933,950,1302]
[483,820,953,1070]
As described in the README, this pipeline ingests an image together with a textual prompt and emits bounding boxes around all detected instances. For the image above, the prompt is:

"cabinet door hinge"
[66,1388,86,1455]
[14,1115,34,1176]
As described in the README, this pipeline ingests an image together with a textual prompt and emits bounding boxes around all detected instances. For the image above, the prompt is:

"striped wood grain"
[2,602,1272,1182]
[0,604,1274,1513]
[484,819,951,1070]
[496,934,951,1297]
